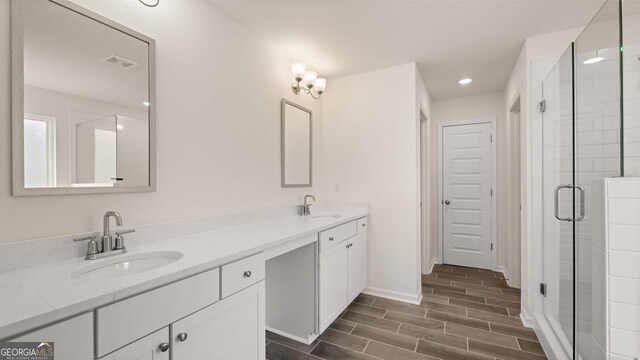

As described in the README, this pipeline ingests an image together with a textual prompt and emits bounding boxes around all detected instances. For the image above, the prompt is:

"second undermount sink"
[71,251,183,279]
[310,214,342,220]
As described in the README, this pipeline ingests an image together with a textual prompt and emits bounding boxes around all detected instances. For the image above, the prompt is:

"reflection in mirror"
[13,0,155,195]
[281,99,312,187]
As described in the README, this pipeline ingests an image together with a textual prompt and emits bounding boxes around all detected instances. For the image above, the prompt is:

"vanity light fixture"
[458,78,472,85]
[291,63,326,100]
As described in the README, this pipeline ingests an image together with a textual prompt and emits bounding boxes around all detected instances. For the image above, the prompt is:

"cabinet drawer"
[96,268,220,357]
[357,217,368,234]
[319,221,357,252]
[221,253,265,298]
[10,313,93,360]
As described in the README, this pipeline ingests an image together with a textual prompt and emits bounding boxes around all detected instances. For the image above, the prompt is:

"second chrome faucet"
[299,195,315,216]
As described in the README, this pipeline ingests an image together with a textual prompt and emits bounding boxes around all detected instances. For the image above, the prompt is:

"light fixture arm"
[291,80,323,100]
[138,0,159,7]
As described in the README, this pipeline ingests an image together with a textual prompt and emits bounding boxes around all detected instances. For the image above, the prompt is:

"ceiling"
[208,0,604,100]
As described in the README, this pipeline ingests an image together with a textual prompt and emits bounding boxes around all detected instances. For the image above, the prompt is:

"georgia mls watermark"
[0,342,54,360]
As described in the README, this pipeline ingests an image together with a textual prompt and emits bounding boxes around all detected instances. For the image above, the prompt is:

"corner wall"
[321,63,429,303]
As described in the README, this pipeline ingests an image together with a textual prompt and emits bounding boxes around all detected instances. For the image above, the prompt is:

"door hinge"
[540,283,547,297]
[490,243,493,251]
[490,189,493,196]
[490,134,493,143]
[539,99,546,113]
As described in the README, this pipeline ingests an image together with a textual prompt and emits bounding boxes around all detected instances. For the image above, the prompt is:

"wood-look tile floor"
[265,264,547,360]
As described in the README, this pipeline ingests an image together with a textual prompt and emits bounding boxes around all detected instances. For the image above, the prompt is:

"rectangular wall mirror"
[12,0,156,196]
[281,99,312,187]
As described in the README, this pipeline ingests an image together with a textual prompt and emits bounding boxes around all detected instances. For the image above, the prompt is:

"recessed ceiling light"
[584,57,604,64]
[459,78,472,85]
[143,101,150,106]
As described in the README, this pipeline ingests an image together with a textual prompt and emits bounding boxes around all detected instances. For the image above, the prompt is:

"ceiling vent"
[102,55,139,70]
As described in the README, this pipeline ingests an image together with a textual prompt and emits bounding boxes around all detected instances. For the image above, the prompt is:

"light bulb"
[291,63,306,82]
[303,71,317,88]
[458,78,472,85]
[315,78,327,94]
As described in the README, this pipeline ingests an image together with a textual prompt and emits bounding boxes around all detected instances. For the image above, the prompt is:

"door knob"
[158,342,170,352]
[177,332,188,342]
[243,271,252,278]
[444,200,451,205]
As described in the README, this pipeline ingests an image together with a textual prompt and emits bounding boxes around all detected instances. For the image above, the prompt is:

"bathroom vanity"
[0,207,368,359]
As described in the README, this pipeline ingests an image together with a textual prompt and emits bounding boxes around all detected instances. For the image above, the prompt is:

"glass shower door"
[541,45,576,358]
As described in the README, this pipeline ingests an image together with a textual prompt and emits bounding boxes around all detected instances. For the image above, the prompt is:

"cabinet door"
[319,242,349,332]
[348,233,367,302]
[10,313,93,360]
[171,281,265,360]
[102,328,169,360]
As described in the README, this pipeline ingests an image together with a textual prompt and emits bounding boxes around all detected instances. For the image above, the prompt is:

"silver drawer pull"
[158,342,170,352]
[244,270,252,278]
[177,332,188,342]
[329,237,334,241]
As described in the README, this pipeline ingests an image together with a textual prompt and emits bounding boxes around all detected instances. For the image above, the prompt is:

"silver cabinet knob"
[444,200,451,205]
[177,332,188,342]
[244,271,252,278]
[158,342,170,352]
[329,237,334,241]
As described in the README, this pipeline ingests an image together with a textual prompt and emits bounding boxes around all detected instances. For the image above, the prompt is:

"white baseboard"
[266,326,316,345]
[496,265,513,287]
[520,307,535,329]
[531,312,571,360]
[363,286,422,305]
[428,257,439,274]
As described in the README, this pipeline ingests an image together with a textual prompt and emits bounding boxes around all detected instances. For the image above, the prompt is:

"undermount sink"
[71,251,183,279]
[310,214,342,220]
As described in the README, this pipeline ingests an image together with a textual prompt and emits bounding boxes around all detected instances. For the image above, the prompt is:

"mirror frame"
[281,98,312,188]
[11,0,156,196]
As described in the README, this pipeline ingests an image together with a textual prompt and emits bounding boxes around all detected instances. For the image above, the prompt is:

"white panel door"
[442,122,493,269]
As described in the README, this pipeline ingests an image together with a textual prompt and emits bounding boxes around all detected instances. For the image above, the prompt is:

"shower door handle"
[575,186,586,221]
[554,184,574,222]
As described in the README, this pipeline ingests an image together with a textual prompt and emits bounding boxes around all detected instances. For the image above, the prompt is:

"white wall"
[321,63,429,303]
[428,92,507,269]
[503,26,584,333]
[0,0,323,243]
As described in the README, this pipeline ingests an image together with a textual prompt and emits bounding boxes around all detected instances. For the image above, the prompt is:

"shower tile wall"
[592,178,640,359]
[623,13,640,177]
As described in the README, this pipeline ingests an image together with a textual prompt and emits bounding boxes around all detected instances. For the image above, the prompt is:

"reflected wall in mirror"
[281,99,312,187]
[12,0,156,196]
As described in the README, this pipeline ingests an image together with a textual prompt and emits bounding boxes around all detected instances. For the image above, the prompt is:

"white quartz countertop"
[0,208,368,340]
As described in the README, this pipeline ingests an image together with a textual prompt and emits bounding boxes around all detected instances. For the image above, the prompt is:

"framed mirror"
[12,0,156,196]
[281,99,312,187]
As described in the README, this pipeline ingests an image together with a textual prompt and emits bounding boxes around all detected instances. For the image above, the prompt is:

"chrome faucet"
[74,211,134,260]
[102,211,122,254]
[299,195,316,216]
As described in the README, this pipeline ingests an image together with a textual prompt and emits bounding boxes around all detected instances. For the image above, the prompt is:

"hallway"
[266,264,546,360]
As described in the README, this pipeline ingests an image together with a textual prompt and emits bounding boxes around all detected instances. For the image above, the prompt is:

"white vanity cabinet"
[9,312,93,360]
[95,253,265,360]
[348,217,368,301]
[318,217,368,332]
[101,328,169,360]
[172,282,265,360]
